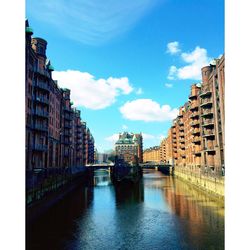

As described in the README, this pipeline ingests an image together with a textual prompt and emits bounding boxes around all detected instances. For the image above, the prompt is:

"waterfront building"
[164,55,225,175]
[115,132,143,163]
[200,56,225,174]
[25,20,94,170]
[143,146,161,163]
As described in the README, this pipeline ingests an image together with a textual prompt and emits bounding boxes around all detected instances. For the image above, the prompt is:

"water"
[27,169,224,250]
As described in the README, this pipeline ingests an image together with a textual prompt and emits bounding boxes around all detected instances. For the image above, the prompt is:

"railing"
[32,109,49,117]
[26,166,88,206]
[200,98,213,107]
[64,113,73,120]
[192,129,200,135]
[34,81,50,91]
[32,95,49,104]
[190,120,199,126]
[179,132,185,137]
[199,90,212,97]
[33,123,48,132]
[203,130,215,137]
[32,144,48,151]
[201,109,213,117]
[190,112,199,118]
[202,119,214,126]
[174,165,224,179]
[192,137,201,143]
[190,102,199,110]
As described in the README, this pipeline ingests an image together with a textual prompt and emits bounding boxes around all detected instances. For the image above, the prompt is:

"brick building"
[115,132,143,163]
[143,146,161,163]
[25,20,95,170]
[160,55,225,175]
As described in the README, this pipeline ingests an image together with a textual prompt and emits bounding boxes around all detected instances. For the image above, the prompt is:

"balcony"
[194,151,201,156]
[192,137,201,144]
[32,95,49,105]
[64,130,72,136]
[189,92,198,100]
[34,81,50,92]
[179,127,184,132]
[203,146,216,152]
[192,129,200,135]
[190,120,200,127]
[190,102,199,111]
[32,109,49,118]
[64,113,72,121]
[34,67,51,78]
[179,120,184,125]
[32,144,48,151]
[202,119,214,127]
[190,112,199,119]
[64,106,72,113]
[201,109,213,117]
[199,90,212,97]
[64,122,72,129]
[203,130,215,138]
[61,138,71,145]
[33,123,48,132]
[179,132,185,137]
[200,98,213,107]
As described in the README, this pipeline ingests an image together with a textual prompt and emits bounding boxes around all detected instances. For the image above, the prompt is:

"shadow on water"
[26,169,224,250]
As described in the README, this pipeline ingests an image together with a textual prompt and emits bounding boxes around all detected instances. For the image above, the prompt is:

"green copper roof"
[25,27,33,35]
[48,64,54,71]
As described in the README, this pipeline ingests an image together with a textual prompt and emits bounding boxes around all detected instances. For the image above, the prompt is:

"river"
[27,169,224,250]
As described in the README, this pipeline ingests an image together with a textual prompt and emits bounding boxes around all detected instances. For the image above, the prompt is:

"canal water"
[27,169,224,250]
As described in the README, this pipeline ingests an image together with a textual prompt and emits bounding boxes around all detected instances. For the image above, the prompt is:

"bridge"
[85,163,114,170]
[86,162,174,175]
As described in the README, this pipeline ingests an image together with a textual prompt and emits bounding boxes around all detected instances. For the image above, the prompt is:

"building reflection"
[163,176,224,249]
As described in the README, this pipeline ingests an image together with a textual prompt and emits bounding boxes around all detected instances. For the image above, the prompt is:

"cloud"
[105,133,119,143]
[120,99,178,122]
[122,125,128,130]
[167,66,178,80]
[167,46,212,80]
[166,41,181,54]
[141,133,155,139]
[53,70,133,110]
[27,0,158,45]
[165,83,173,88]
[136,88,143,95]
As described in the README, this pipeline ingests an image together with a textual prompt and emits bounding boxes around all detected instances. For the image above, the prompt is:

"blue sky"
[26,0,224,153]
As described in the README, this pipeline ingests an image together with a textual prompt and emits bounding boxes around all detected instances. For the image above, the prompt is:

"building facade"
[115,132,143,163]
[160,55,225,175]
[143,146,161,163]
[25,20,94,170]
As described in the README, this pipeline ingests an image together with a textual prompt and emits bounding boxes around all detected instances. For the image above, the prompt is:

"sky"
[26,0,224,153]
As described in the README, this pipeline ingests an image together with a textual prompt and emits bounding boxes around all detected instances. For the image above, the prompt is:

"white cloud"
[141,133,155,139]
[120,99,178,122]
[105,133,119,143]
[136,88,143,95]
[167,46,212,80]
[27,0,158,45]
[53,70,133,110]
[122,125,128,130]
[166,41,181,54]
[167,65,178,80]
[165,83,173,88]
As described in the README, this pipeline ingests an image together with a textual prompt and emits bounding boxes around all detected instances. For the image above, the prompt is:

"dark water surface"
[27,169,224,250]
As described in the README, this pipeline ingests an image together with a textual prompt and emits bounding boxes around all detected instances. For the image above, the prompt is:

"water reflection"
[26,169,224,250]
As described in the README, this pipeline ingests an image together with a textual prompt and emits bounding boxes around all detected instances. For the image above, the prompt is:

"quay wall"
[173,167,224,201]
[26,167,93,224]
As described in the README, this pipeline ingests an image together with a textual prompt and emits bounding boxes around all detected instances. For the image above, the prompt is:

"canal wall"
[173,167,224,202]
[26,167,93,224]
